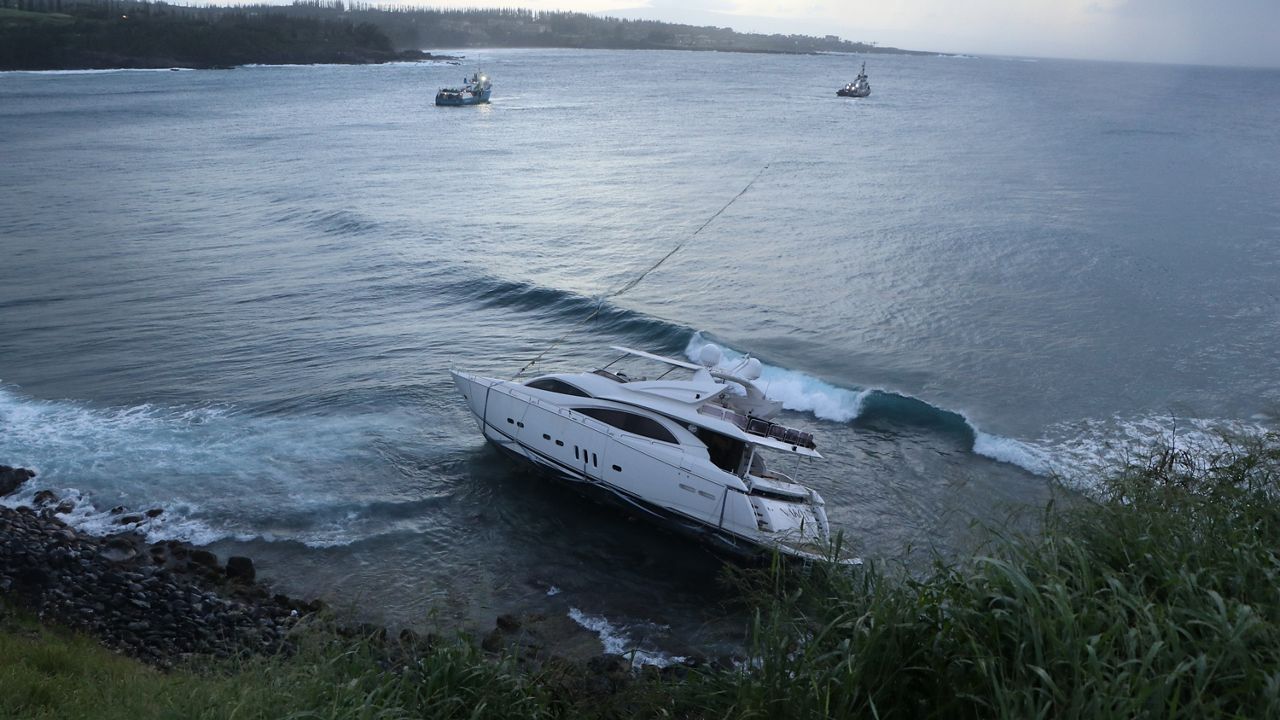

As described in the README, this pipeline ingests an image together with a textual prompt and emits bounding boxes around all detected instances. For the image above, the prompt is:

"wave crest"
[567,607,687,668]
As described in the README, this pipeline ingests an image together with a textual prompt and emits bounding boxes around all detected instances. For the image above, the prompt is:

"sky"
[415,0,1280,68]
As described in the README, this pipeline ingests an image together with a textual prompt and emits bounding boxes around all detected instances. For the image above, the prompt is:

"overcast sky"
[418,0,1280,68]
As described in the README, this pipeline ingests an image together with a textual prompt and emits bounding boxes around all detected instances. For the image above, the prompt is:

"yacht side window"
[574,408,678,444]
[526,378,591,397]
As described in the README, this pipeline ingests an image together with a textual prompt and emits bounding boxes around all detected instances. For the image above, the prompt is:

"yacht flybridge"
[451,345,843,562]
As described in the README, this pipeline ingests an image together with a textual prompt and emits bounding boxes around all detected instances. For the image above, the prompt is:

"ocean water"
[2,50,1279,658]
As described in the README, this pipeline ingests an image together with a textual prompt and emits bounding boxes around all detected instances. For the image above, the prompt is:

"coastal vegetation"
[252,2,917,56]
[0,0,925,71]
[4,433,1278,718]
[0,0,430,70]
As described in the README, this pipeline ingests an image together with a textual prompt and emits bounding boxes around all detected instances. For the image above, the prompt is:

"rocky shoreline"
[0,464,707,693]
[0,465,322,667]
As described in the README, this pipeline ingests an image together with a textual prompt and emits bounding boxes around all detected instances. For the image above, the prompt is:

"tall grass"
[684,433,1280,719]
[0,615,561,720]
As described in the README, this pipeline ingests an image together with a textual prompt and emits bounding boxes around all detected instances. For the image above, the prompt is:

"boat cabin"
[521,350,819,499]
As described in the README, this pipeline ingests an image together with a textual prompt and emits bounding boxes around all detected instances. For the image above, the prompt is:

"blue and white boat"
[436,71,492,106]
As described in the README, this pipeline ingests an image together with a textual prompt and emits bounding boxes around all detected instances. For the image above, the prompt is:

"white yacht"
[450,345,841,562]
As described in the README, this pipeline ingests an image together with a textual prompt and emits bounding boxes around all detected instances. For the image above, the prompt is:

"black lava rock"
[225,556,255,583]
[0,466,36,497]
[33,489,59,507]
[188,549,219,569]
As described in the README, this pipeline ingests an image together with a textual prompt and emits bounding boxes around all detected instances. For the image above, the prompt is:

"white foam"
[567,608,687,668]
[987,415,1277,492]
[0,478,409,549]
[0,478,369,548]
[0,383,421,548]
[683,334,869,422]
[972,432,1053,476]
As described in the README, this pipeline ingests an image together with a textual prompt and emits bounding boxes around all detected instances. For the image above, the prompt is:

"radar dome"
[698,344,723,367]
[739,357,763,381]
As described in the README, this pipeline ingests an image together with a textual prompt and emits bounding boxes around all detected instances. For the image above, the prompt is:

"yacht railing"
[697,405,817,449]
[697,404,749,429]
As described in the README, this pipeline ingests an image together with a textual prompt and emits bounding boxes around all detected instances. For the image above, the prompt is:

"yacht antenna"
[513,164,771,378]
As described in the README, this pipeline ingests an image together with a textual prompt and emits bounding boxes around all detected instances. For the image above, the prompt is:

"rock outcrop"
[0,475,320,667]
[0,465,36,497]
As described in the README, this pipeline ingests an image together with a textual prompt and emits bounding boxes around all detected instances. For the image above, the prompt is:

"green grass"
[1,613,174,719]
[4,433,1279,719]
[0,8,74,27]
[0,613,566,720]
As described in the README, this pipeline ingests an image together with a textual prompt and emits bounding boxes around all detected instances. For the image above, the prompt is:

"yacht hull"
[485,434,773,561]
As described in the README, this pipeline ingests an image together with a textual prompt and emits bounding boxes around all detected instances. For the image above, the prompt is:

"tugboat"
[436,71,492,106]
[837,62,870,98]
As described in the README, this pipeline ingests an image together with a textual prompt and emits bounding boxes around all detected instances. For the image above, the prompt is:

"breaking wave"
[0,383,430,548]
[680,334,1274,484]
[567,607,687,668]
[680,334,1045,468]
[1005,415,1276,491]
[684,333,972,431]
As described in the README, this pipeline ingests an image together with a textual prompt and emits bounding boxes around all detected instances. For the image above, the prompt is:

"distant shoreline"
[0,46,920,74]
[0,50,462,73]
[1,1,933,73]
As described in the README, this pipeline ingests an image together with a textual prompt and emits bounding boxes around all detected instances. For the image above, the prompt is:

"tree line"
[0,0,423,69]
[1,0,926,70]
